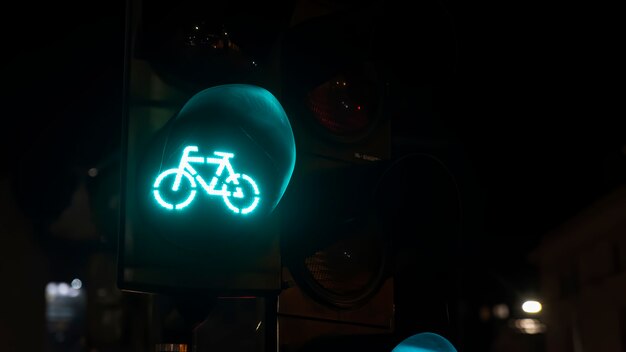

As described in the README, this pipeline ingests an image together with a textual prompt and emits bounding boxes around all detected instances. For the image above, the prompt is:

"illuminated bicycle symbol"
[153,146,260,214]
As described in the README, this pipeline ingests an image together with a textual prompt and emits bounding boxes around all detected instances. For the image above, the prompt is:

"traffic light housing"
[274,0,468,349]
[275,4,397,350]
[117,0,295,296]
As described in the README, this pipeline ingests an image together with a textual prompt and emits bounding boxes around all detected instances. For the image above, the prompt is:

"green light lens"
[152,146,261,215]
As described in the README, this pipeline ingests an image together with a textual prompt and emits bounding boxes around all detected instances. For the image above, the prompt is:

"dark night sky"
[1,0,623,301]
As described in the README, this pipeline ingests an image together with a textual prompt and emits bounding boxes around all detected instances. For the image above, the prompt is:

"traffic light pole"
[264,295,279,352]
[178,295,279,352]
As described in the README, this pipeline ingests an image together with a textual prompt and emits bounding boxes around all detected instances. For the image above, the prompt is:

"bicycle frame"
[153,145,260,214]
[172,146,241,198]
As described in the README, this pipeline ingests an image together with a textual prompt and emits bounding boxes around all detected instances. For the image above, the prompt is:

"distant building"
[530,186,626,352]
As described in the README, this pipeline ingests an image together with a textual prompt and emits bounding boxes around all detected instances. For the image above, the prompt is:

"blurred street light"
[522,300,542,314]
[493,303,509,319]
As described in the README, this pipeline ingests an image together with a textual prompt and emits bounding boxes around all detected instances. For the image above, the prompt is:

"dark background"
[2,0,621,276]
[0,0,622,350]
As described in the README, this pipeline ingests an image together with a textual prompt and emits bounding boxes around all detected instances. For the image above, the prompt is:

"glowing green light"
[152,146,261,214]
[153,190,174,210]
[391,332,457,352]
[241,197,259,215]
[224,192,241,213]
[221,173,260,215]
[242,174,260,195]
[175,190,197,210]
[153,169,197,210]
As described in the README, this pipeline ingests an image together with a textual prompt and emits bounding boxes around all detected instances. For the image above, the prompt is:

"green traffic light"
[152,145,261,215]
[391,332,457,352]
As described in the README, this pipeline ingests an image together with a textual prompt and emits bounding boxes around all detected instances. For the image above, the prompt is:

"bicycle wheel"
[222,173,260,215]
[153,169,197,210]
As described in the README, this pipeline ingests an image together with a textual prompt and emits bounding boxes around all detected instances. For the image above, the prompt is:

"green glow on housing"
[170,84,296,213]
[391,333,457,352]
[152,146,261,215]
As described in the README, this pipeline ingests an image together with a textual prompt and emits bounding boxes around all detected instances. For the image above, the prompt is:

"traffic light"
[117,0,473,350]
[391,332,457,352]
[274,0,469,350]
[279,3,392,164]
[117,0,295,295]
[275,3,396,350]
